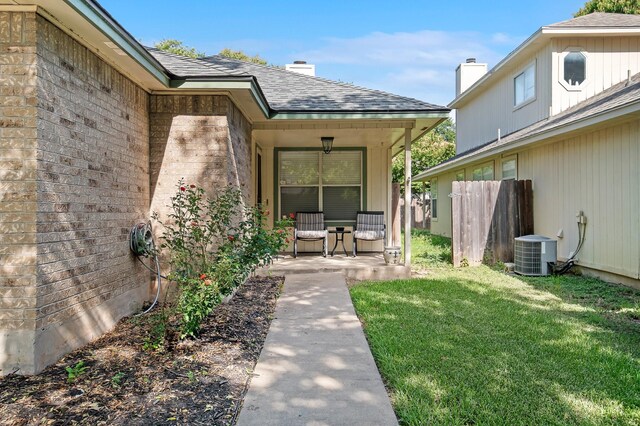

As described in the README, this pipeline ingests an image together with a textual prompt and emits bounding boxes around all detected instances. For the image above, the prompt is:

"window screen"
[279,151,319,185]
[280,187,319,218]
[323,186,360,220]
[322,151,361,185]
[502,159,517,180]
[514,63,535,106]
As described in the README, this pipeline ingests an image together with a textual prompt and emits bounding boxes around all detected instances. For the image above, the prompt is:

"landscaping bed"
[0,275,282,426]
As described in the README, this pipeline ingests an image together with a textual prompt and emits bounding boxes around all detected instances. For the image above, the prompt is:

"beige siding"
[519,119,640,279]
[432,119,640,280]
[456,44,553,153]
[552,36,640,114]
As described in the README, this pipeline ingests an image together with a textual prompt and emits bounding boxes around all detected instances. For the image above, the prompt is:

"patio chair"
[352,211,386,257]
[294,212,328,258]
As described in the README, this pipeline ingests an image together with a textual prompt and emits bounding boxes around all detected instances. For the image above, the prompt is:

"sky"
[100,0,586,107]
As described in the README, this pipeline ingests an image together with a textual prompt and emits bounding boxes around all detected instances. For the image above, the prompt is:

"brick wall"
[0,11,38,374]
[1,13,151,375]
[149,95,252,225]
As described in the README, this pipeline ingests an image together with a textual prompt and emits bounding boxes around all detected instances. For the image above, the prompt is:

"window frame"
[275,147,367,225]
[559,47,589,92]
[501,155,517,180]
[471,161,495,181]
[513,61,537,109]
[429,177,438,221]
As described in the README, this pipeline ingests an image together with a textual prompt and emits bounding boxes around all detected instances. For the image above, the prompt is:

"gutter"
[63,0,170,86]
[270,110,450,121]
[414,99,640,181]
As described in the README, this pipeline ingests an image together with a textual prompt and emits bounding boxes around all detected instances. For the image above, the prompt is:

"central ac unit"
[514,235,557,276]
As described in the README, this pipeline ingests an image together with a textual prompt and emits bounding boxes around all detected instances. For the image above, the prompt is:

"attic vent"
[466,58,476,63]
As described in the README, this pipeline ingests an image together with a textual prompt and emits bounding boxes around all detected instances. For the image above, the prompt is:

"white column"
[404,129,412,266]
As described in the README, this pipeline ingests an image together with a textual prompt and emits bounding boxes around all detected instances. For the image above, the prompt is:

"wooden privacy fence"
[451,180,533,267]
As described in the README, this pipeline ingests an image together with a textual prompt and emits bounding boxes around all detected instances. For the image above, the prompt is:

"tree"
[392,118,456,193]
[218,48,268,65]
[575,0,640,16]
[154,39,205,58]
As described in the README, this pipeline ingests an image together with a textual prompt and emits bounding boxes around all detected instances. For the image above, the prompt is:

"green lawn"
[351,231,640,425]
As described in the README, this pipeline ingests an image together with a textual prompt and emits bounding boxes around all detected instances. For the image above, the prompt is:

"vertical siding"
[456,43,553,153]
[552,36,640,114]
[518,120,640,278]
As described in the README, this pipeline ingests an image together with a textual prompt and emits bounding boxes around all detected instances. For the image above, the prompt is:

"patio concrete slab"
[259,253,410,281]
[236,272,398,426]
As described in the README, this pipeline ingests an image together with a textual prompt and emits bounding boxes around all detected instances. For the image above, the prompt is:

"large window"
[514,62,535,107]
[279,150,362,221]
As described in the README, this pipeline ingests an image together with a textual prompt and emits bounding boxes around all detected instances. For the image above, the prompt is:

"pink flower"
[227,235,235,241]
[191,221,198,226]
[180,186,186,191]
[289,213,295,219]
[203,279,212,286]
[200,274,207,280]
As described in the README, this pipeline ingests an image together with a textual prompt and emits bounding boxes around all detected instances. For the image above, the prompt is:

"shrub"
[152,180,291,338]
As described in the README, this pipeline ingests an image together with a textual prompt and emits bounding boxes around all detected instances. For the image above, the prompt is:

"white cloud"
[289,29,520,106]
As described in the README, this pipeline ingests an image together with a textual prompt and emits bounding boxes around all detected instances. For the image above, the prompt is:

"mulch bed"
[0,276,283,426]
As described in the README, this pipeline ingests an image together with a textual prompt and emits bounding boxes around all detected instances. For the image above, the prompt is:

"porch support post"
[404,128,412,266]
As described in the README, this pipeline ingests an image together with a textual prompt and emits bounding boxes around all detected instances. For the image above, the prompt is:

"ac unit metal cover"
[514,235,557,276]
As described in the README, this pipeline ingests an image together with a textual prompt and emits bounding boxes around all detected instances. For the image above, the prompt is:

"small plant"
[65,361,87,383]
[186,370,196,383]
[142,310,169,351]
[111,372,126,388]
[460,257,470,267]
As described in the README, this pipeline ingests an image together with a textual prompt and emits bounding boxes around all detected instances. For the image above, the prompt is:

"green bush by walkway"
[351,233,640,425]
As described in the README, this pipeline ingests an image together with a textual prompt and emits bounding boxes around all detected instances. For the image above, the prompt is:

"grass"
[351,231,640,425]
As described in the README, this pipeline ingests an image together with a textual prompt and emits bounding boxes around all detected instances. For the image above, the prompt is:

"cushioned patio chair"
[352,211,386,257]
[294,212,328,258]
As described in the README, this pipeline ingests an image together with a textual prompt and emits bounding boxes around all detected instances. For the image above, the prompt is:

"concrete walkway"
[237,272,398,426]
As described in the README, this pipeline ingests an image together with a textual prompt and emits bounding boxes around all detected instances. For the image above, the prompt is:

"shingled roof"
[418,71,640,179]
[146,47,448,114]
[547,12,640,28]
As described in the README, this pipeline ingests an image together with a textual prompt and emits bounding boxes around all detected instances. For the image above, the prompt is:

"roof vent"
[286,61,316,77]
[466,58,476,63]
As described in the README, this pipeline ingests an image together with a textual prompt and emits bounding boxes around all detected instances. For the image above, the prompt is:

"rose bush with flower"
[152,179,292,338]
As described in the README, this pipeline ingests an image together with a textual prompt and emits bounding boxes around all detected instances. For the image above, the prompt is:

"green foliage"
[111,372,126,388]
[154,39,205,58]
[392,119,456,193]
[350,268,640,424]
[575,0,640,16]
[218,48,268,65]
[65,361,87,384]
[142,310,169,351]
[153,180,292,338]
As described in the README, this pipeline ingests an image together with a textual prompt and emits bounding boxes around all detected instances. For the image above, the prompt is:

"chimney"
[286,60,316,76]
[455,58,488,96]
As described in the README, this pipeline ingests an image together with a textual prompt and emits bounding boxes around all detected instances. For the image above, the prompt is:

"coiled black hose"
[129,222,162,315]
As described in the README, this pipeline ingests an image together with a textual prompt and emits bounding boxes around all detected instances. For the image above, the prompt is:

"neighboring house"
[0,1,448,374]
[415,13,640,288]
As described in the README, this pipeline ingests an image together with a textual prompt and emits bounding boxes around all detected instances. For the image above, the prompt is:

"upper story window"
[564,52,586,86]
[514,62,536,107]
[559,48,589,91]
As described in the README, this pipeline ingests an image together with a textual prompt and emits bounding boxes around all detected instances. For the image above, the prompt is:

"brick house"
[0,1,449,374]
